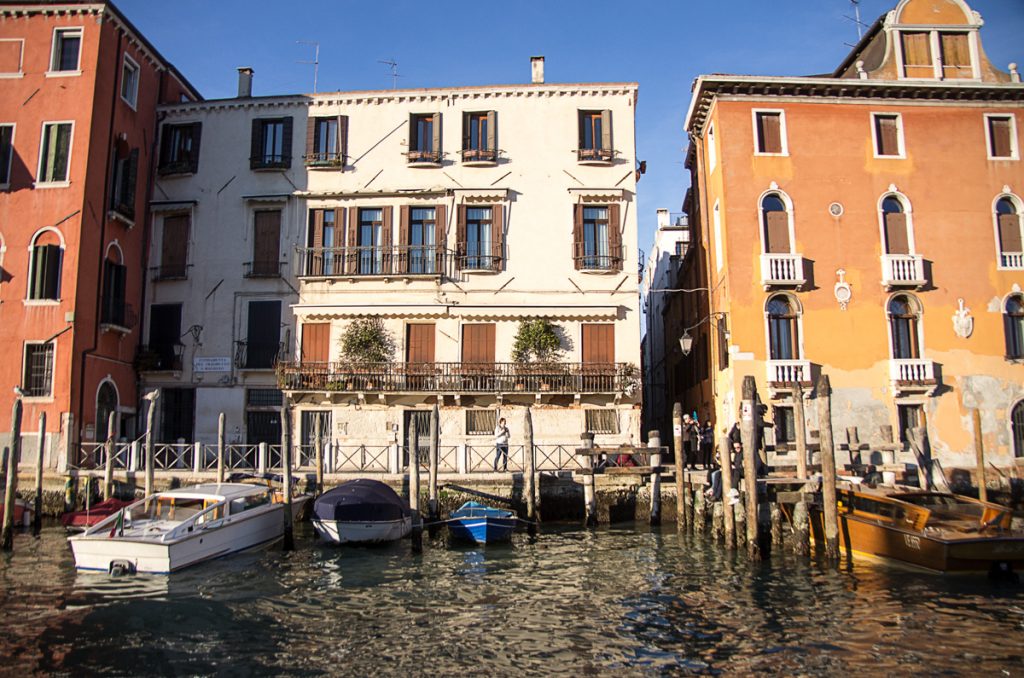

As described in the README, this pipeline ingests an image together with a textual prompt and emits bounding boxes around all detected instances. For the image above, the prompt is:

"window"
[38,122,72,183]
[996,197,1022,269]
[707,124,716,171]
[872,114,904,158]
[766,295,799,360]
[717,316,729,370]
[159,388,194,442]
[0,39,24,76]
[467,410,497,436]
[1005,294,1024,360]
[1012,401,1024,458]
[248,210,281,277]
[674,241,684,256]
[22,342,55,397]
[900,32,932,78]
[300,323,330,363]
[304,115,347,166]
[247,389,282,446]
[357,208,385,275]
[408,113,441,163]
[900,30,975,80]
[761,193,791,253]
[251,117,293,169]
[585,409,619,434]
[457,205,504,271]
[888,294,921,360]
[462,111,496,162]
[306,208,338,276]
[578,110,612,162]
[986,115,1018,160]
[147,303,182,371]
[49,28,81,73]
[158,122,201,175]
[881,196,911,255]
[897,404,924,445]
[773,406,795,445]
[462,324,496,364]
[939,32,972,79]
[713,200,722,273]
[240,301,281,369]
[157,214,189,279]
[110,146,138,219]
[120,55,139,108]
[28,231,62,300]
[100,255,128,328]
[0,124,13,186]
[753,111,785,155]
[573,204,622,271]
[95,382,118,439]
[404,206,440,274]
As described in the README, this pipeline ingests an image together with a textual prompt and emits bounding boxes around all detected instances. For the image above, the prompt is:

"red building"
[0,1,198,466]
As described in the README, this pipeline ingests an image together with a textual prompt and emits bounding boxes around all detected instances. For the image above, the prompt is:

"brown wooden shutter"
[765,210,790,253]
[990,118,1012,158]
[406,324,435,363]
[301,323,330,362]
[999,214,1022,254]
[281,117,293,168]
[758,113,782,153]
[125,148,139,210]
[491,204,505,272]
[159,124,172,165]
[884,212,910,254]
[250,119,262,169]
[162,215,189,275]
[608,203,622,271]
[398,205,411,273]
[253,210,281,274]
[600,110,612,153]
[456,204,467,270]
[346,207,359,273]
[308,209,324,276]
[573,204,584,270]
[901,32,933,77]
[461,112,471,152]
[486,111,496,152]
[187,123,201,173]
[381,206,393,273]
[305,116,316,161]
[462,324,495,363]
[338,115,349,167]
[431,112,441,160]
[577,111,586,150]
[582,324,614,364]
[941,32,970,77]
[435,204,447,273]
[876,116,899,156]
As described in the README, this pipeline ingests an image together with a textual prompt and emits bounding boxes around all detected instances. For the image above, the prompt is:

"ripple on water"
[2,523,1024,675]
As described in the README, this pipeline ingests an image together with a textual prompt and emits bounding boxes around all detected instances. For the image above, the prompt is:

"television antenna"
[842,0,869,46]
[378,58,401,89]
[297,40,320,93]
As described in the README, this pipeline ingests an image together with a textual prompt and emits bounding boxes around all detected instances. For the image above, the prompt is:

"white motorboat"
[312,479,413,544]
[69,483,294,574]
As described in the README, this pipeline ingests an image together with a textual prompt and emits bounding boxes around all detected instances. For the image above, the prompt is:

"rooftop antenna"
[297,40,320,93]
[842,0,869,47]
[378,58,401,89]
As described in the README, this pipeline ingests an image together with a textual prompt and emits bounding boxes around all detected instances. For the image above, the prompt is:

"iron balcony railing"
[243,260,285,278]
[151,264,189,281]
[573,242,623,272]
[407,149,441,164]
[100,300,138,331]
[235,341,286,370]
[461,148,497,163]
[277,361,639,394]
[577,147,613,162]
[135,344,183,372]
[304,150,345,167]
[296,245,448,278]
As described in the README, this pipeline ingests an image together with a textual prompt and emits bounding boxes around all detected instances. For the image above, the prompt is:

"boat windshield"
[229,490,271,516]
[128,497,214,524]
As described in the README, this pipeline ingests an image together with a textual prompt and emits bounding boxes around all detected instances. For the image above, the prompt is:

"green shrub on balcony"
[339,318,396,365]
[511,318,563,364]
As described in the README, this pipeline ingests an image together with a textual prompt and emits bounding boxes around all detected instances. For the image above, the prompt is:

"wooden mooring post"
[428,404,439,521]
[144,389,160,499]
[103,411,116,501]
[973,408,987,503]
[672,403,687,532]
[740,376,761,561]
[34,413,46,533]
[791,500,810,556]
[718,434,735,549]
[524,406,537,532]
[2,398,23,551]
[817,374,840,561]
[408,417,422,553]
[314,414,325,494]
[580,432,597,527]
[280,405,294,551]
[648,430,662,526]
[217,413,226,484]
[792,381,808,479]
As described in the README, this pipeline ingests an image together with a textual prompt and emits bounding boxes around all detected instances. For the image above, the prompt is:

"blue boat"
[448,501,517,544]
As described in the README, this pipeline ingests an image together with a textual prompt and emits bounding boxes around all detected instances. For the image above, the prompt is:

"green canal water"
[1,522,1023,675]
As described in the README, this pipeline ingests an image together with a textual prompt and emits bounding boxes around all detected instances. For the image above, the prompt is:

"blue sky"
[117,0,1023,257]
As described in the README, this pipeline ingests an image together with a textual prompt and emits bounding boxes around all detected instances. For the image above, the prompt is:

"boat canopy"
[313,479,411,522]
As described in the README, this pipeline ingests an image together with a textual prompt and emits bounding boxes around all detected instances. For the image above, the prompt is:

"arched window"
[766,294,799,360]
[1012,401,1024,459]
[1005,294,1024,359]
[28,229,63,300]
[882,196,911,255]
[101,244,128,327]
[95,381,118,440]
[996,197,1022,268]
[761,194,791,254]
[888,294,921,359]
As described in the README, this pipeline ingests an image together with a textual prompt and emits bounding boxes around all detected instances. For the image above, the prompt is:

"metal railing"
[407,149,441,164]
[135,344,183,372]
[296,245,448,278]
[760,253,806,287]
[573,242,624,272]
[304,151,344,167]
[881,253,925,287]
[100,301,138,330]
[577,147,613,162]
[461,148,497,163]
[277,361,638,394]
[150,264,188,281]
[235,341,285,370]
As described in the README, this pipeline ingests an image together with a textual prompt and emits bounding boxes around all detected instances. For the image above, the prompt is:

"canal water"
[2,523,1023,675]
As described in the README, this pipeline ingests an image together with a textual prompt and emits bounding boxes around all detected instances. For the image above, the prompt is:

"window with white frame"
[120,55,139,109]
[888,294,922,360]
[766,294,800,360]
[1005,294,1024,360]
[753,110,786,155]
[872,114,904,158]
[38,121,72,184]
[985,115,1018,160]
[881,195,913,255]
[27,230,63,300]
[707,124,717,171]
[760,193,792,254]
[713,200,723,273]
[995,196,1022,269]
[22,341,55,397]
[898,30,976,80]
[585,409,619,434]
[49,28,82,73]
[0,123,13,186]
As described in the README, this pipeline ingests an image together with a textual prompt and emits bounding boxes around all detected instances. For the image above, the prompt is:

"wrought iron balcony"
[881,254,926,289]
[277,361,639,395]
[577,147,613,163]
[406,149,441,165]
[296,245,448,279]
[135,344,183,372]
[760,253,806,289]
[304,150,344,168]
[235,341,285,370]
[100,300,138,332]
[461,148,497,163]
[151,264,188,281]
[573,242,623,272]
[243,260,285,278]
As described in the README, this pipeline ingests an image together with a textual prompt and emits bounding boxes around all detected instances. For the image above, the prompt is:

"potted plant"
[338,318,396,390]
[511,319,564,390]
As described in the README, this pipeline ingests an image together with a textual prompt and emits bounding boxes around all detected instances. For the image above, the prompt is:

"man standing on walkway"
[494,417,510,472]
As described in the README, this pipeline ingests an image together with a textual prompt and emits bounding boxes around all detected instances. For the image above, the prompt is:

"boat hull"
[70,504,285,574]
[312,517,412,544]
[0,499,33,528]
[448,517,516,545]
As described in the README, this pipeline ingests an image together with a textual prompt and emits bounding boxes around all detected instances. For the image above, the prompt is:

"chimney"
[531,56,544,84]
[656,208,670,229]
[237,67,254,98]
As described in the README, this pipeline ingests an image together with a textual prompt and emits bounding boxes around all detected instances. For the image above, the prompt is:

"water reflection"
[1,523,1023,674]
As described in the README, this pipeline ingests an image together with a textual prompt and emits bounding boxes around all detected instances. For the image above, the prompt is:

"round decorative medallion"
[829,202,844,217]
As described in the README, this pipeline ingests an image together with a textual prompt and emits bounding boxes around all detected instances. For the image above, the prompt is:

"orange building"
[0,2,197,466]
[678,0,1024,467]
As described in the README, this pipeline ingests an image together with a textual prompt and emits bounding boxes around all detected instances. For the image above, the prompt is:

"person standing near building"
[682,413,697,470]
[494,417,510,472]
[699,420,714,469]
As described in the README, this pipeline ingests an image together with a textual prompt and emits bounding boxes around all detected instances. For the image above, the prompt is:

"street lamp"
[679,331,694,356]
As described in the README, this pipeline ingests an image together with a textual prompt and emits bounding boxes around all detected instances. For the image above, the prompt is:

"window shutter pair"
[102,260,126,322]
[901,32,933,77]
[304,115,348,166]
[31,244,61,299]
[253,211,281,273]
[301,323,330,362]
[250,118,293,169]
[940,33,970,76]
